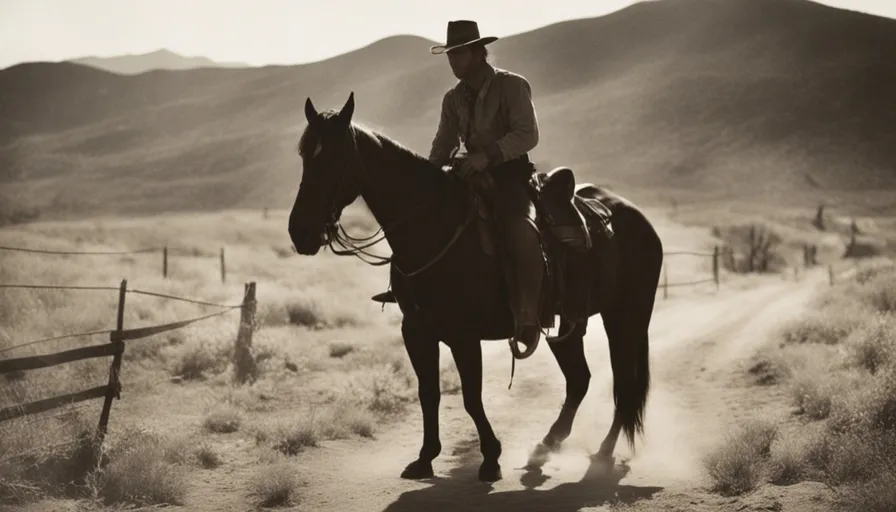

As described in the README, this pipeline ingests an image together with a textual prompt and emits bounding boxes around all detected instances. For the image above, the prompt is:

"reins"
[322,127,475,278]
[319,127,537,391]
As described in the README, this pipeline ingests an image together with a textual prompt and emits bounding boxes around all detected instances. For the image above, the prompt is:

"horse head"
[289,92,363,255]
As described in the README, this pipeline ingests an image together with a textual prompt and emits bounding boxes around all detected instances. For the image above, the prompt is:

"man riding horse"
[291,23,661,477]
[374,20,547,358]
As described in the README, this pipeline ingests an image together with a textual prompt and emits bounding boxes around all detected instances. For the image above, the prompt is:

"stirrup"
[371,290,396,303]
[509,325,541,360]
[546,321,581,343]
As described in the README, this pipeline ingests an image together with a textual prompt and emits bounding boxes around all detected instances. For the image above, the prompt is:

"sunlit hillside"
[2,0,895,223]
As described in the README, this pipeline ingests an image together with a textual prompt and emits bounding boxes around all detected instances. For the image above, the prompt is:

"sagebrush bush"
[703,419,778,495]
[88,427,189,507]
[742,260,896,512]
[779,306,867,345]
[203,405,243,433]
[248,461,302,508]
[845,314,896,374]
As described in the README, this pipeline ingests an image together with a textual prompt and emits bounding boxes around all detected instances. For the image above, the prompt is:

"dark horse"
[288,93,664,482]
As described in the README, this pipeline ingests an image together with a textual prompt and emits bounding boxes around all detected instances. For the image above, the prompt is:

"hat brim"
[430,36,498,55]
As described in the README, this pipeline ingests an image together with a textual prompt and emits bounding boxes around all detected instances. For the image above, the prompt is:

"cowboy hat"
[430,20,499,55]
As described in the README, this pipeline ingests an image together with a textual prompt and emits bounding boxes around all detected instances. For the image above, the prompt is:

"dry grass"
[0,209,410,508]
[0,416,102,504]
[194,443,223,469]
[86,427,191,507]
[0,204,743,509]
[203,404,243,433]
[727,260,896,511]
[702,418,779,496]
[248,459,303,508]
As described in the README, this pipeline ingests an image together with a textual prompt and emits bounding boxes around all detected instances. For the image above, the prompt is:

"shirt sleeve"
[484,74,539,165]
[428,90,460,168]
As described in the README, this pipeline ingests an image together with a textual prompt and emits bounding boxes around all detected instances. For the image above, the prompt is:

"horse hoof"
[590,453,615,466]
[479,461,502,482]
[525,442,553,470]
[401,459,434,479]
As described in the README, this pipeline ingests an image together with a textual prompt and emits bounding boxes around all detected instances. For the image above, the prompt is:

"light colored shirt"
[428,64,540,169]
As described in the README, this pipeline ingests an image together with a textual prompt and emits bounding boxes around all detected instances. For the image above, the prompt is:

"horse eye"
[313,141,323,158]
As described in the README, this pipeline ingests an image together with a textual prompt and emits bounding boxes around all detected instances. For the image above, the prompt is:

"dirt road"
[293,269,835,512]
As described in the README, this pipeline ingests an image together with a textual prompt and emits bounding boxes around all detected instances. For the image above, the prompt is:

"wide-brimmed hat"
[430,20,499,55]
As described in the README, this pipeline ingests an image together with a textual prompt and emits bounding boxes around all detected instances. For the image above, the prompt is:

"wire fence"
[0,283,244,355]
[0,244,229,283]
[0,276,259,451]
[0,239,720,439]
[0,245,162,255]
[658,246,720,299]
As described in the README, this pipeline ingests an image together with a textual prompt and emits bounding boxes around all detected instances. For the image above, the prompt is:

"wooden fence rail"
[0,341,124,374]
[0,279,257,447]
[0,386,109,423]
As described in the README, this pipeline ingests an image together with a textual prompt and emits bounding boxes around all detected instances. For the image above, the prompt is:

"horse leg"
[527,318,590,468]
[400,317,442,479]
[593,416,623,468]
[449,339,503,482]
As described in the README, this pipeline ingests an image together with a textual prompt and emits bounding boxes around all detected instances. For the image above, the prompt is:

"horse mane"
[357,125,439,172]
[298,110,448,186]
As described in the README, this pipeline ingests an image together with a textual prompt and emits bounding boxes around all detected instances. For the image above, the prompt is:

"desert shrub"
[703,419,778,495]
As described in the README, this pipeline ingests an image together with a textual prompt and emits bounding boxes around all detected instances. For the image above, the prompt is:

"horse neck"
[353,128,461,270]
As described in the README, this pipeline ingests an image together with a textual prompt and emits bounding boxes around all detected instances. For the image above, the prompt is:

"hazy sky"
[1,0,894,69]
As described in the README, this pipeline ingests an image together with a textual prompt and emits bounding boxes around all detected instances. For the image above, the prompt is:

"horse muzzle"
[290,227,326,255]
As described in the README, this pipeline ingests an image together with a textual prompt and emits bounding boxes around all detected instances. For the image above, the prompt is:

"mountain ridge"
[69,48,248,75]
[1,0,895,221]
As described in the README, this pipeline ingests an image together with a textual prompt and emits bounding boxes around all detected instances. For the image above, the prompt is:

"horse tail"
[606,206,663,452]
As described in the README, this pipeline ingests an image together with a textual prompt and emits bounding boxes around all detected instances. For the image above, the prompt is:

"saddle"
[527,167,614,324]
[372,163,615,329]
[464,164,614,325]
[529,167,614,247]
[464,164,613,255]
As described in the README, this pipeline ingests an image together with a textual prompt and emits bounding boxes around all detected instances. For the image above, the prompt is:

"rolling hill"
[71,49,248,75]
[1,0,895,221]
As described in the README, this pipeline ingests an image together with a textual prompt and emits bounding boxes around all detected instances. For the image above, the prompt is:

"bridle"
[317,126,474,278]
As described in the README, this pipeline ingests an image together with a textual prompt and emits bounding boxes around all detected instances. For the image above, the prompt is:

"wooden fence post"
[98,278,127,440]
[712,245,720,290]
[662,261,668,300]
[163,246,168,279]
[220,248,226,284]
[233,282,258,384]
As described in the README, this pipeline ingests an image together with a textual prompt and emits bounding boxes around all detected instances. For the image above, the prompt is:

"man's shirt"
[428,63,540,169]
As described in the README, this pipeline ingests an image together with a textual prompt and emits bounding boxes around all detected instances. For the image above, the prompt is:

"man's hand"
[459,151,489,175]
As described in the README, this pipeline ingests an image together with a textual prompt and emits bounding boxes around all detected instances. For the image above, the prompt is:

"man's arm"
[428,90,460,168]
[483,74,539,165]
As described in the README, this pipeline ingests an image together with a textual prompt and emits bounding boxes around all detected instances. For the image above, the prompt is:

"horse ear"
[337,92,355,124]
[304,97,318,124]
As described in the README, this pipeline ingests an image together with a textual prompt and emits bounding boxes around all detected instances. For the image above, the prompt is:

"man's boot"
[506,219,545,360]
[371,290,396,303]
